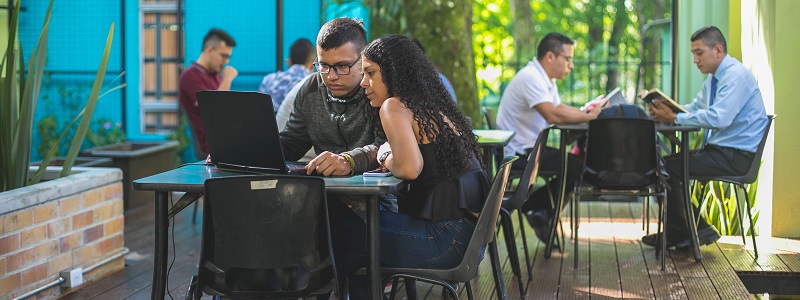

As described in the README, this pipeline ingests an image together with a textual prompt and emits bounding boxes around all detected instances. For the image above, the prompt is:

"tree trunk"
[403,0,480,127]
[511,0,534,70]
[606,0,630,92]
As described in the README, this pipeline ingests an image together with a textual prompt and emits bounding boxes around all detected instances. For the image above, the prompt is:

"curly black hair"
[363,34,480,177]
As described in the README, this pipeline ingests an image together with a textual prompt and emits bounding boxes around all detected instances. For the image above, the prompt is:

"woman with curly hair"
[327,34,490,299]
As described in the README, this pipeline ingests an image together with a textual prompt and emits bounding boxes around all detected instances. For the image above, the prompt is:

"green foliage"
[692,177,760,236]
[472,0,671,107]
[86,119,126,148]
[0,0,123,191]
[166,114,192,165]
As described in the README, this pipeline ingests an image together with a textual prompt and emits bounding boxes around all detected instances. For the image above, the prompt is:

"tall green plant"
[0,0,123,192]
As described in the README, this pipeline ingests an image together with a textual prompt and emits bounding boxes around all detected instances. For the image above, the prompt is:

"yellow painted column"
[770,0,800,238]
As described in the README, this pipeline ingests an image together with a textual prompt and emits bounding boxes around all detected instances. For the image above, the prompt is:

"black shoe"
[525,209,551,243]
[641,232,685,248]
[674,227,721,250]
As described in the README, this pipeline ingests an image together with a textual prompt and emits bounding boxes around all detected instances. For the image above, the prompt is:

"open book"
[638,88,688,113]
[582,87,629,112]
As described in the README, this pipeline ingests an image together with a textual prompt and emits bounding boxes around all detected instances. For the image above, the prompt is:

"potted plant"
[0,1,127,298]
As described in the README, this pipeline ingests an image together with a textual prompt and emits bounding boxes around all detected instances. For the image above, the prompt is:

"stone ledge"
[0,167,123,214]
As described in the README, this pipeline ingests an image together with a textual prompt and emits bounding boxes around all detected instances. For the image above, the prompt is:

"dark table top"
[133,164,407,195]
[474,129,515,148]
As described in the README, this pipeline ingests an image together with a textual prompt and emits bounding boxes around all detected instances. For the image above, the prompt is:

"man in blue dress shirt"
[646,26,768,249]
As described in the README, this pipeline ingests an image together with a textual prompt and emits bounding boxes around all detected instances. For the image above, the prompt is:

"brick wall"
[0,168,124,299]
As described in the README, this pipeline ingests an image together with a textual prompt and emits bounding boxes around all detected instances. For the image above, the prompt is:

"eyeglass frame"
[313,55,362,75]
[554,52,573,63]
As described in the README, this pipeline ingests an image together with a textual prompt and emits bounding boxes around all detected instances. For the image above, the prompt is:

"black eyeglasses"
[555,53,573,63]
[313,56,362,75]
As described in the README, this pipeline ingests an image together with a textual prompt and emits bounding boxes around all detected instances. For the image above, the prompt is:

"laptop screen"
[197,90,289,173]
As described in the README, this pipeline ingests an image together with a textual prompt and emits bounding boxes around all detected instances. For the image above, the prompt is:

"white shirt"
[496,60,560,156]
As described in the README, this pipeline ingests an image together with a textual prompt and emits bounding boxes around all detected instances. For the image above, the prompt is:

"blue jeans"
[327,196,479,300]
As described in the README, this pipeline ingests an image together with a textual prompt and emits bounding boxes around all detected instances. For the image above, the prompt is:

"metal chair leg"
[739,185,759,259]
[499,209,525,296]
[488,239,508,300]
[465,281,475,300]
[573,193,580,269]
[516,210,533,280]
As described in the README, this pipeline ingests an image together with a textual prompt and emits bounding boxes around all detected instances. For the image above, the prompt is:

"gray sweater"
[279,74,385,173]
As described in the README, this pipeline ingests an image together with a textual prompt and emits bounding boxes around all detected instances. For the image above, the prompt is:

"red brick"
[20,262,47,286]
[34,241,58,260]
[103,217,124,236]
[46,218,70,238]
[83,225,104,244]
[104,183,122,200]
[0,257,6,276]
[5,210,33,232]
[0,215,5,234]
[59,232,82,253]
[72,244,97,266]
[71,211,93,229]
[82,188,105,208]
[47,253,72,275]
[92,202,117,223]
[0,273,20,295]
[59,195,82,216]
[7,248,35,272]
[20,225,46,248]
[32,202,59,224]
[0,234,19,255]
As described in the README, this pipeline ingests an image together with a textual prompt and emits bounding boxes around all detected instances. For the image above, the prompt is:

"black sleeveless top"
[398,143,490,222]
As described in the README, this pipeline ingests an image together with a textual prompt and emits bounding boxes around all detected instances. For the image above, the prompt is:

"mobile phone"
[363,169,393,177]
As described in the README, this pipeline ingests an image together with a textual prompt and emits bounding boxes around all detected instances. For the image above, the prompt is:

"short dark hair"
[316,18,367,53]
[289,38,314,65]
[412,38,426,54]
[536,33,575,60]
[202,28,236,50]
[691,26,727,53]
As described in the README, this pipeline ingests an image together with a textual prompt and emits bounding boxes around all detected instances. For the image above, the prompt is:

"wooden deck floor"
[63,195,800,299]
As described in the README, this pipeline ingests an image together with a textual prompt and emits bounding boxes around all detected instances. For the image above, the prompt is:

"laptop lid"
[197,90,289,173]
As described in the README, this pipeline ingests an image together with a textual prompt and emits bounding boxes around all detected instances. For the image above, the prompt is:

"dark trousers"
[661,145,755,237]
[516,147,584,214]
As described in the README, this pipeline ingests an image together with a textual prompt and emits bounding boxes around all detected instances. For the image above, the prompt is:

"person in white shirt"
[496,32,601,243]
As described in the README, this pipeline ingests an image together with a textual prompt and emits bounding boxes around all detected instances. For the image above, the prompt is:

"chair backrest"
[583,118,661,190]
[735,114,774,184]
[451,156,517,281]
[504,128,550,210]
[197,175,336,298]
[482,106,497,129]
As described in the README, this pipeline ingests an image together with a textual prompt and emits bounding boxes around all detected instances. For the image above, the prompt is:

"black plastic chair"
[379,156,517,300]
[496,127,565,296]
[692,115,774,260]
[186,175,338,299]
[573,118,669,270]
[481,106,497,130]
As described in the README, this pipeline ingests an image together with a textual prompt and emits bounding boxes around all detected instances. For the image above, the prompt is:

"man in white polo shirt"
[496,32,601,243]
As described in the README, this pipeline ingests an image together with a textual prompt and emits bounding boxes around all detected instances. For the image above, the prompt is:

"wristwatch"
[378,151,392,168]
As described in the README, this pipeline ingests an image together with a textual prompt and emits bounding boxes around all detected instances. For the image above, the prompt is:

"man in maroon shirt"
[179,28,238,158]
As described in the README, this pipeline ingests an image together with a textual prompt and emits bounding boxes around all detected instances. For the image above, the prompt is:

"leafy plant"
[166,114,192,165]
[86,119,126,148]
[0,0,124,192]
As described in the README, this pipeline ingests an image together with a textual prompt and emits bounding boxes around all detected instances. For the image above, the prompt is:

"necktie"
[701,76,717,149]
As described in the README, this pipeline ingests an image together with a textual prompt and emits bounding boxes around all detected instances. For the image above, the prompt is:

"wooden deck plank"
[76,199,800,300]
[588,202,623,299]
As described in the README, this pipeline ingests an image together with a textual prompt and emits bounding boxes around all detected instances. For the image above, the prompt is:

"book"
[582,87,629,112]
[638,88,688,113]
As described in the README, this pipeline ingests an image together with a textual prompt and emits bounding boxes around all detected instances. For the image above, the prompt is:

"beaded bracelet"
[341,153,355,176]
[378,151,392,169]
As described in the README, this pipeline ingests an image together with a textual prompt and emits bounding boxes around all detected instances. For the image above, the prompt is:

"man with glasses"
[496,32,601,243]
[179,28,238,159]
[279,18,384,177]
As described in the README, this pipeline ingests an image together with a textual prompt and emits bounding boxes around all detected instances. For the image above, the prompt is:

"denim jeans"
[327,196,479,300]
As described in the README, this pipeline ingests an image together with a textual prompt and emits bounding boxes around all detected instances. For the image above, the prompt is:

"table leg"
[366,195,381,299]
[151,191,168,300]
[681,131,701,261]
[482,147,494,176]
[545,132,568,258]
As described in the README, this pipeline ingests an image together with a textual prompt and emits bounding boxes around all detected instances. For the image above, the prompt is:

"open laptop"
[197,90,309,175]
